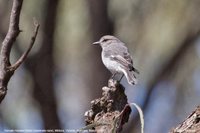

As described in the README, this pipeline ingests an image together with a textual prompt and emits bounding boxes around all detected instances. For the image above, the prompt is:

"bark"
[84,79,131,133]
[169,106,200,133]
[0,0,39,103]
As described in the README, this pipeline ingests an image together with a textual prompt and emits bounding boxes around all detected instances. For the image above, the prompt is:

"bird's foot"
[119,74,124,82]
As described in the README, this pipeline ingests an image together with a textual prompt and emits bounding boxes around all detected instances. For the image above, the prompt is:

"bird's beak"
[92,41,100,45]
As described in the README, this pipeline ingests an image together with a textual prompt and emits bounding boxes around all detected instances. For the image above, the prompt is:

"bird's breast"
[101,52,123,74]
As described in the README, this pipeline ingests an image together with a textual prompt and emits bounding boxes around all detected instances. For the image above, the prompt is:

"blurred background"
[0,0,200,133]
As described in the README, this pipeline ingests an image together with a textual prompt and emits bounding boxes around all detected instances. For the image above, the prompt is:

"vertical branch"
[88,0,114,40]
[1,0,22,61]
[24,0,61,129]
[87,0,114,97]
[0,0,39,103]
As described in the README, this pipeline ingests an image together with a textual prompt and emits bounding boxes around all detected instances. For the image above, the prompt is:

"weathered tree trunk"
[169,106,200,133]
[85,79,131,133]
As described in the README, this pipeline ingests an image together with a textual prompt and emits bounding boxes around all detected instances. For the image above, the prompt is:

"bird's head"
[92,35,120,47]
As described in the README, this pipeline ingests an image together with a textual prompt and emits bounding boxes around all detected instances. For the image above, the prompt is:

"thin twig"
[8,21,40,71]
[129,103,144,133]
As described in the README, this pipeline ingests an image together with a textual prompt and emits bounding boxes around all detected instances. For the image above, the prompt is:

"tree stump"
[84,79,131,133]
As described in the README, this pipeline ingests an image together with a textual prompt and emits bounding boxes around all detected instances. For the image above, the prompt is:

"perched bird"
[93,35,139,85]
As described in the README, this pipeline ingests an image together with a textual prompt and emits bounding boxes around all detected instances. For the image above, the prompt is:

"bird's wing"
[104,43,139,74]
[110,53,139,74]
[110,54,132,69]
[123,52,139,74]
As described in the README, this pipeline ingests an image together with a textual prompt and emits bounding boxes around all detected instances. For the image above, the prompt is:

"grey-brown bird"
[93,35,139,85]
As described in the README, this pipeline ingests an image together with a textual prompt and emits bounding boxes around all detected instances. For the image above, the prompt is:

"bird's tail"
[124,70,138,85]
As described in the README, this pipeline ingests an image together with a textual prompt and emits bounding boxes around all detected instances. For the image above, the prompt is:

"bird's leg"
[119,74,124,82]
[110,72,117,79]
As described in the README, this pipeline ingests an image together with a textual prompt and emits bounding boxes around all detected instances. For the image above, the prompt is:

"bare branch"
[0,0,39,103]
[1,0,23,64]
[0,0,23,103]
[8,21,40,71]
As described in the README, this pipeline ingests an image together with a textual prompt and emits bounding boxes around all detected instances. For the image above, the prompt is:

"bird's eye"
[102,39,109,42]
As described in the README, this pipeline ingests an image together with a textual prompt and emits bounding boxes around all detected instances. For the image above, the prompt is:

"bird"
[93,35,139,85]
